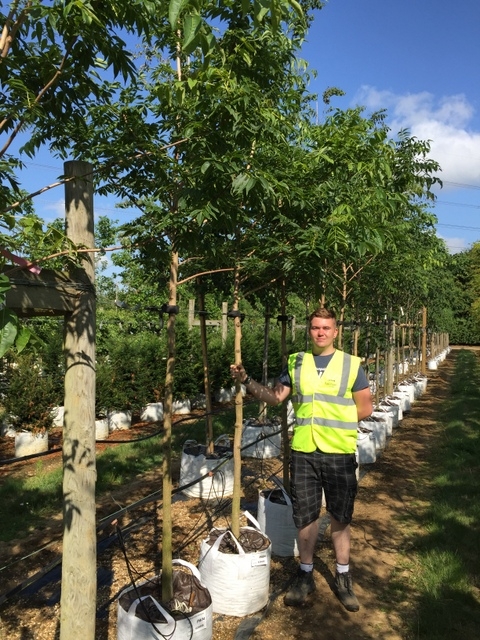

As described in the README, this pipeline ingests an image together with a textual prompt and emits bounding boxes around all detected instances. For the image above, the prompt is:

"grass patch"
[0,401,264,542]
[0,462,64,541]
[401,349,480,639]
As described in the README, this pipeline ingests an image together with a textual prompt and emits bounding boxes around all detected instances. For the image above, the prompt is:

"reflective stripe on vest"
[288,350,361,453]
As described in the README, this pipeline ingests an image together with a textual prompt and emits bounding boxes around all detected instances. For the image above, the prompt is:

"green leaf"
[15,326,32,354]
[288,0,304,18]
[0,275,11,295]
[231,172,250,195]
[0,310,18,358]
[169,0,188,28]
[183,14,202,52]
[0,214,16,231]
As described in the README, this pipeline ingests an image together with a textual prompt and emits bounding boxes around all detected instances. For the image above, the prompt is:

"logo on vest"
[323,376,340,388]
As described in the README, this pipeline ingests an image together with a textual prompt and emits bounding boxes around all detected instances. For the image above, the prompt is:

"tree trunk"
[198,282,214,455]
[258,302,270,423]
[353,323,359,356]
[60,161,96,640]
[161,250,178,603]
[337,263,348,350]
[375,347,381,406]
[386,320,395,395]
[421,307,427,375]
[279,284,290,492]
[231,265,243,539]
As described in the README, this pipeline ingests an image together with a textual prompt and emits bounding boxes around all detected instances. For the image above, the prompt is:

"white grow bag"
[179,436,233,499]
[117,559,212,640]
[241,419,282,459]
[357,428,376,464]
[392,390,411,413]
[379,401,400,428]
[414,375,428,396]
[14,431,48,458]
[198,512,271,617]
[398,382,416,405]
[371,410,394,437]
[95,418,109,441]
[386,396,403,421]
[108,410,132,431]
[257,477,299,557]
[360,418,386,452]
[141,402,164,423]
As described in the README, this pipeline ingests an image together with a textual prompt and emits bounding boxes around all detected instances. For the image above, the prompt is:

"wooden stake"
[60,161,96,640]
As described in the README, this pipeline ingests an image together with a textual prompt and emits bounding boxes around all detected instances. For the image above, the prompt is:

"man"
[230,307,373,611]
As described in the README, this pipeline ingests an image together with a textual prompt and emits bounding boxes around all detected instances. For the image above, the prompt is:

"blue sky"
[301,0,480,253]
[10,0,480,255]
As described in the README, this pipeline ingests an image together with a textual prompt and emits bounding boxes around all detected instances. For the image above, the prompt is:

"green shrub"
[96,331,166,414]
[3,353,56,433]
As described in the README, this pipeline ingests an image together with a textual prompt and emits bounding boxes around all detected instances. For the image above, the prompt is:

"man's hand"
[230,363,247,383]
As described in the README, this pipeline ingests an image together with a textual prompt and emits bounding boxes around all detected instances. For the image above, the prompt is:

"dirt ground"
[0,349,460,640]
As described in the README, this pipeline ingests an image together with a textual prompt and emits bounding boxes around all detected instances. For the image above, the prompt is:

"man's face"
[309,317,338,353]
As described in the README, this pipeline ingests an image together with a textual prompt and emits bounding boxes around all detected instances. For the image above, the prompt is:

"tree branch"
[0,38,77,151]
[177,267,235,286]
[1,139,189,215]
[243,274,281,297]
[0,1,31,59]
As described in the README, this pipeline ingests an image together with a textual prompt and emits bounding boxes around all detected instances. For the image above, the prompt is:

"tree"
[1,0,309,353]
[2,1,317,635]
[50,0,321,603]
[445,245,480,344]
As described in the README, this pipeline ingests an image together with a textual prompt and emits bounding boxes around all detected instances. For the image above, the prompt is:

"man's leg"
[284,520,318,606]
[330,516,359,612]
[323,452,360,613]
[284,451,322,606]
[330,517,350,564]
[297,518,319,564]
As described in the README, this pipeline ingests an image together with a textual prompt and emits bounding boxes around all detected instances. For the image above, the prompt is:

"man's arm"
[352,387,373,422]
[244,379,291,406]
[230,364,291,406]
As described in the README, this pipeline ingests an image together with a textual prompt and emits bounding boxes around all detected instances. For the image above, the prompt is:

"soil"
[0,349,462,640]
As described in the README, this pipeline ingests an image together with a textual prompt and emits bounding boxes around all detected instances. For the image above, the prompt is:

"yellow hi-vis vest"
[288,349,361,454]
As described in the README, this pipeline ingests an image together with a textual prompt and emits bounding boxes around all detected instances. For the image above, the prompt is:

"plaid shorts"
[290,449,358,527]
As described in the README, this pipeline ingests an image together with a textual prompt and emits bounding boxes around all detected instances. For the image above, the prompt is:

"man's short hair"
[308,307,337,326]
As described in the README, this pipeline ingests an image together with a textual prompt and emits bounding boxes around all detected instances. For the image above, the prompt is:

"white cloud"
[39,198,65,221]
[354,86,480,186]
[95,252,115,273]
[437,234,470,254]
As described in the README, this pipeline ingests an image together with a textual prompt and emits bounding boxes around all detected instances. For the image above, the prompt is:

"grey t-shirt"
[277,352,369,392]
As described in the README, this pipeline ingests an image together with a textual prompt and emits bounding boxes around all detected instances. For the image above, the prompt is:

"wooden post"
[259,306,270,423]
[161,251,178,603]
[375,348,380,406]
[279,285,290,492]
[420,308,426,374]
[353,324,359,357]
[395,323,401,385]
[221,301,228,345]
[60,161,97,640]
[188,298,195,329]
[386,321,395,395]
[188,299,229,345]
[197,283,215,455]
[231,265,243,539]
